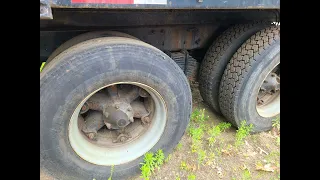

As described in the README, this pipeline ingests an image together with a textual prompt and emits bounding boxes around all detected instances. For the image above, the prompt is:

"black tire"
[40,37,192,180]
[219,26,280,132]
[45,31,138,66]
[199,21,273,113]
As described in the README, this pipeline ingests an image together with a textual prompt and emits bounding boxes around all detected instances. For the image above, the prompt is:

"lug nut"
[87,133,95,140]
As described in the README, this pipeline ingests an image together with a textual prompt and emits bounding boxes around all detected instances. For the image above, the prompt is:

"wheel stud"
[87,133,96,140]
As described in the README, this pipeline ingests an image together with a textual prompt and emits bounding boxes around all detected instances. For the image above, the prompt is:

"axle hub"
[104,104,133,130]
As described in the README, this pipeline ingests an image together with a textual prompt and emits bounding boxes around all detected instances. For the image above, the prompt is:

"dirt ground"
[41,83,280,180]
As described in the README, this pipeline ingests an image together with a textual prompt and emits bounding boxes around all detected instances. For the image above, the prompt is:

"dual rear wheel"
[40,23,280,179]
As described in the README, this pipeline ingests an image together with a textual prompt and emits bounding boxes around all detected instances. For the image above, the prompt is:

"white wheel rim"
[68,82,167,166]
[256,63,280,117]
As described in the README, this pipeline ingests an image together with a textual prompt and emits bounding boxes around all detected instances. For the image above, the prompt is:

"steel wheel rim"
[256,63,280,118]
[68,82,167,166]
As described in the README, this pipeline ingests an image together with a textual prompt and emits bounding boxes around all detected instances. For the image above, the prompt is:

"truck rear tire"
[219,26,280,132]
[40,37,192,180]
[199,21,272,113]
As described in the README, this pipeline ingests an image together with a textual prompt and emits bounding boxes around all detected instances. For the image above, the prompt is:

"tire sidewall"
[236,40,280,132]
[40,39,191,179]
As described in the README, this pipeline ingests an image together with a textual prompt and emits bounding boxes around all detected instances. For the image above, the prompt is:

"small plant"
[140,149,166,180]
[154,149,165,169]
[175,175,181,180]
[107,165,114,180]
[176,142,183,151]
[235,121,253,147]
[165,154,172,163]
[207,122,231,146]
[188,173,196,180]
[140,152,155,180]
[191,139,203,153]
[242,169,251,180]
[197,149,207,165]
[191,108,200,121]
[189,126,204,152]
[180,161,188,171]
[272,116,280,130]
[191,108,208,123]
[219,122,232,131]
[189,126,204,141]
[206,151,215,165]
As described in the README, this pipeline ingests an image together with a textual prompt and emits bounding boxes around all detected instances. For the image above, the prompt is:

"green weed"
[165,154,172,163]
[140,152,155,180]
[191,108,208,123]
[189,126,204,141]
[107,165,114,180]
[180,161,188,171]
[188,126,204,152]
[272,116,280,130]
[140,149,165,180]
[205,151,215,165]
[175,175,181,180]
[242,169,251,180]
[197,149,207,165]
[235,121,253,147]
[188,173,196,180]
[176,142,183,151]
[154,149,165,168]
[207,122,231,146]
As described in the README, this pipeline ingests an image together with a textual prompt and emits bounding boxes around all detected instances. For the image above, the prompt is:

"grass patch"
[188,173,196,180]
[272,116,280,130]
[207,122,231,147]
[191,108,209,123]
[235,121,253,148]
[180,161,189,171]
[241,169,251,180]
[164,154,172,163]
[176,142,183,151]
[140,150,165,180]
[189,126,204,142]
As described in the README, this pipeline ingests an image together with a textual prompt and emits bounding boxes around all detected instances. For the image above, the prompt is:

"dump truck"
[40,0,280,179]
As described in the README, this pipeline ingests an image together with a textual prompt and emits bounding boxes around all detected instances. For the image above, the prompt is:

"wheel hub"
[104,103,133,129]
[260,72,280,94]
[79,84,153,143]
[258,72,280,106]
